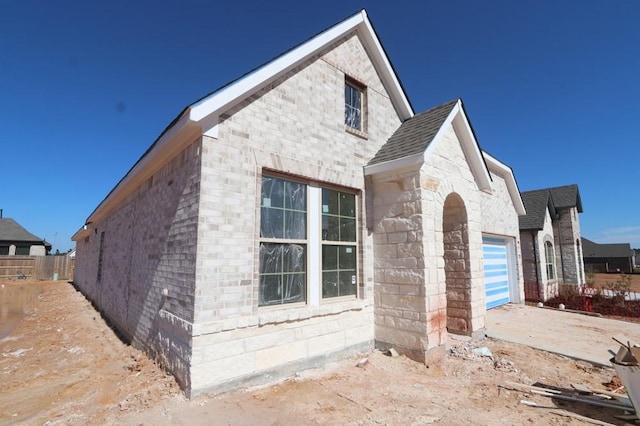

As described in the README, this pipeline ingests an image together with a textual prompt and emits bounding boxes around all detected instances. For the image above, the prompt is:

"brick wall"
[73,139,202,389]
[189,33,402,395]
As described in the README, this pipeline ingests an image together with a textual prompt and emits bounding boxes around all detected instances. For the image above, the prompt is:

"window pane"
[259,274,281,306]
[339,246,356,269]
[345,83,362,130]
[322,245,338,270]
[323,216,339,241]
[259,243,281,274]
[282,273,305,304]
[259,243,306,306]
[340,218,356,242]
[322,189,339,215]
[339,271,357,296]
[339,192,355,217]
[285,211,306,239]
[285,181,306,211]
[260,207,283,238]
[282,244,306,273]
[261,176,284,208]
[322,271,339,298]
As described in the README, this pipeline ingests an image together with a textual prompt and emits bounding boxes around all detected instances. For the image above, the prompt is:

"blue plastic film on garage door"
[482,237,510,309]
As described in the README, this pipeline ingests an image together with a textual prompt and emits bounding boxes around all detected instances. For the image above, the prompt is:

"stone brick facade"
[553,207,584,285]
[370,124,522,362]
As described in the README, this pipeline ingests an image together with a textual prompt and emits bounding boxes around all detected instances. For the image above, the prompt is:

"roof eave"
[482,151,526,215]
[449,101,492,193]
[85,114,201,225]
[364,152,424,176]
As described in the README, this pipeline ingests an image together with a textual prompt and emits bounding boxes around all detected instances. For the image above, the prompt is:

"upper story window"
[544,241,555,280]
[345,79,364,131]
[259,175,359,307]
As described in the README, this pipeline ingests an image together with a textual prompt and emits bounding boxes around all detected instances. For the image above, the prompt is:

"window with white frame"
[544,241,555,280]
[344,79,364,131]
[321,189,357,298]
[259,175,358,307]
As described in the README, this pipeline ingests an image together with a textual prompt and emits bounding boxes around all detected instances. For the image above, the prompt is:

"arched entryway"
[443,193,472,335]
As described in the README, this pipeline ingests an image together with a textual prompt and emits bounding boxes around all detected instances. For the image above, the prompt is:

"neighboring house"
[519,184,584,301]
[581,238,635,274]
[71,10,525,397]
[0,218,51,256]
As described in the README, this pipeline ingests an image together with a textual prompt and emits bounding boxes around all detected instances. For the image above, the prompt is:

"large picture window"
[259,175,359,307]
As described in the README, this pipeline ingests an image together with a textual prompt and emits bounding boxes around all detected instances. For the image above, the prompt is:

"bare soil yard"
[0,280,634,425]
[591,273,640,292]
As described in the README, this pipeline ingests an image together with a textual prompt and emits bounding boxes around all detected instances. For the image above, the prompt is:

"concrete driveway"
[485,304,640,366]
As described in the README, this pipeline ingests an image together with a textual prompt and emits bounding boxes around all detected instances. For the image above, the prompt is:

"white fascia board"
[363,152,423,176]
[87,113,199,224]
[450,105,492,193]
[189,12,366,123]
[189,10,413,125]
[483,151,526,215]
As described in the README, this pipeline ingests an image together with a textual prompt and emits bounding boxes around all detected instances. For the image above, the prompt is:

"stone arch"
[442,192,472,335]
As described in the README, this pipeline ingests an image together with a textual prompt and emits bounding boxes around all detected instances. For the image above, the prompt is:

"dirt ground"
[1,280,636,425]
[592,273,640,292]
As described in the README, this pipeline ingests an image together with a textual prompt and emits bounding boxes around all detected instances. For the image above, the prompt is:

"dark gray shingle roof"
[519,189,555,230]
[0,218,45,243]
[549,184,583,212]
[368,99,458,166]
[582,237,633,258]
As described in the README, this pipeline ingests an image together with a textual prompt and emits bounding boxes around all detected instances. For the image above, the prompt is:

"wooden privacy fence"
[0,256,75,281]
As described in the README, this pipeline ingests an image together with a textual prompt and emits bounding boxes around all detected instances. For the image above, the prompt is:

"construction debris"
[610,337,640,413]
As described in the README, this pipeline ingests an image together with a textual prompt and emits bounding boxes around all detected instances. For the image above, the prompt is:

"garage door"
[482,236,511,309]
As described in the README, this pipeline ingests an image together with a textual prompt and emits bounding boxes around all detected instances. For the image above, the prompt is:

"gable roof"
[549,184,583,213]
[582,237,633,258]
[519,184,583,231]
[519,189,556,230]
[367,99,457,166]
[0,218,47,244]
[77,10,414,231]
[364,98,492,193]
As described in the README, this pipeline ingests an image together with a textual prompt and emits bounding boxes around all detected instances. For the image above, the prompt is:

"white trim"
[449,103,492,193]
[482,151,526,215]
[308,185,321,305]
[363,152,423,175]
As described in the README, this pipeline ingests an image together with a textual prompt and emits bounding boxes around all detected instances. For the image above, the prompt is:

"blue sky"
[1,1,639,252]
